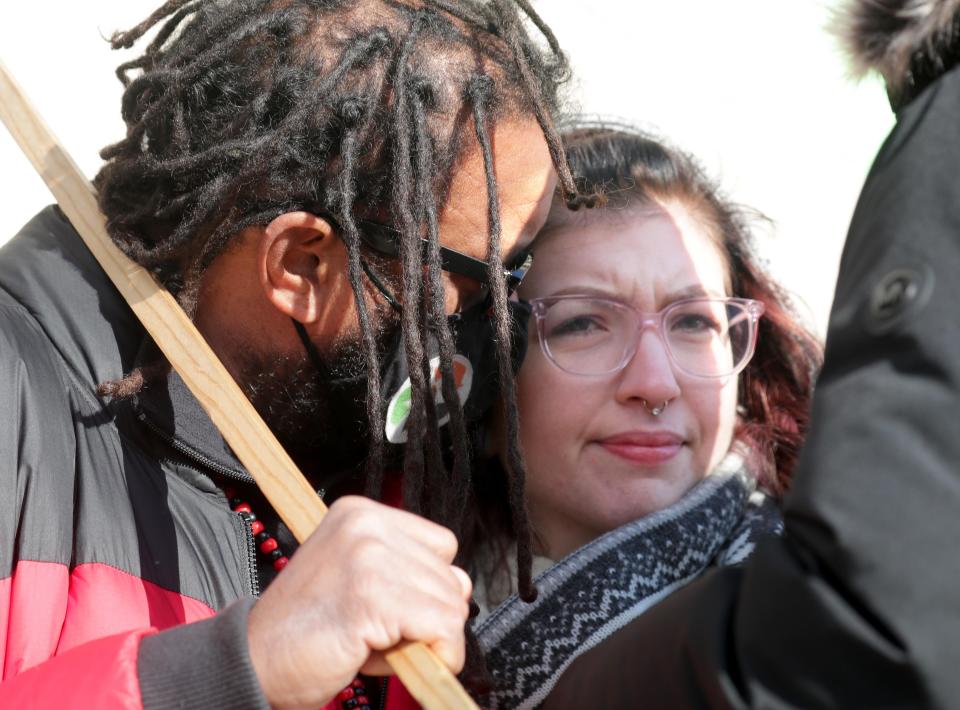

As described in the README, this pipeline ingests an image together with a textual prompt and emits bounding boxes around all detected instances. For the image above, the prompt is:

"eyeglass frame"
[528,294,766,379]
[311,210,535,311]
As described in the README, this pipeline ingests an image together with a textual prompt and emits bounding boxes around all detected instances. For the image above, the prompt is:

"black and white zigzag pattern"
[475,470,776,709]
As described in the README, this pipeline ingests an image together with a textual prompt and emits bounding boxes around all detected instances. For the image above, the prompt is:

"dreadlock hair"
[552,121,823,494]
[94,0,574,604]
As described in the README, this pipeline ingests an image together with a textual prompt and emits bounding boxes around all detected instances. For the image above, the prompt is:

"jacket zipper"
[141,413,261,596]
[242,515,261,597]
[379,678,388,710]
[138,412,254,484]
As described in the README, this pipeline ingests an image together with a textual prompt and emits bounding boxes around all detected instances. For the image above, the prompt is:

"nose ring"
[642,399,669,416]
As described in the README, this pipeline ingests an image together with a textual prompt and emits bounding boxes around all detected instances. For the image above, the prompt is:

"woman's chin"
[584,457,704,525]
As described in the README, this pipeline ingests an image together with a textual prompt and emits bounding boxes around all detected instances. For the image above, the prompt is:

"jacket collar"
[0,206,251,483]
[131,330,252,483]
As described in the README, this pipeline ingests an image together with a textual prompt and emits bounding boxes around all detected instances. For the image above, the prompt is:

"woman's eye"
[670,313,719,333]
[550,316,604,337]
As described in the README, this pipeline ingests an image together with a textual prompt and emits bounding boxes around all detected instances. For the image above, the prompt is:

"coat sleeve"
[0,300,150,708]
[544,59,960,710]
[0,302,269,709]
[0,301,77,676]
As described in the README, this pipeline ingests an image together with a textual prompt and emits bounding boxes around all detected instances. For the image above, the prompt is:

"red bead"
[233,503,252,514]
[272,556,289,571]
[259,537,279,554]
[352,678,364,688]
[250,520,265,536]
[338,687,355,701]
[356,696,369,705]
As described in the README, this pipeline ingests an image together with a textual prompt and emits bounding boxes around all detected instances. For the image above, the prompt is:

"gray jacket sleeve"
[138,598,270,710]
[0,298,75,582]
[545,53,960,710]
[0,297,268,710]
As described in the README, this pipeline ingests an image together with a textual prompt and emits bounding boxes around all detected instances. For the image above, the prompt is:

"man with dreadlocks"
[0,1,579,708]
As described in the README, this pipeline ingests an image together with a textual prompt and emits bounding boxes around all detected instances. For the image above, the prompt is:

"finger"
[451,565,473,602]
[360,651,392,677]
[427,625,467,674]
[333,496,460,563]
[361,633,467,678]
[357,588,469,677]
[377,506,460,562]
[360,621,467,675]
[365,556,469,620]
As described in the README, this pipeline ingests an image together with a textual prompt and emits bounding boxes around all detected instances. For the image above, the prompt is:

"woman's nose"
[614,331,682,407]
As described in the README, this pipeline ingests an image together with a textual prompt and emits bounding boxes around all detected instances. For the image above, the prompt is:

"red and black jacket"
[0,207,415,709]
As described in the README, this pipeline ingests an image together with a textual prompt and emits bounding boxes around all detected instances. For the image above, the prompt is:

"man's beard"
[236,320,397,487]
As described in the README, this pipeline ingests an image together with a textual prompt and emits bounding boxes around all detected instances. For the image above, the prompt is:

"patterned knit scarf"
[474,465,781,709]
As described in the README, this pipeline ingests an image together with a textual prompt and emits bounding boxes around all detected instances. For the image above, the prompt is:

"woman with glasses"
[470,125,822,707]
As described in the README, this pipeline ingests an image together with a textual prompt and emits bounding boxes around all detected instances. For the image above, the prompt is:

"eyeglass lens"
[538,298,757,377]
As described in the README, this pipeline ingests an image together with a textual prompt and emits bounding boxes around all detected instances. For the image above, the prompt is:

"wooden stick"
[0,58,478,710]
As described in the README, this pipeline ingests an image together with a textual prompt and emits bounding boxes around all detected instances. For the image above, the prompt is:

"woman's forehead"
[523,201,732,301]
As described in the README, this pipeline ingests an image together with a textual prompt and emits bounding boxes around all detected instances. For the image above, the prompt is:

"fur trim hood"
[839,0,960,103]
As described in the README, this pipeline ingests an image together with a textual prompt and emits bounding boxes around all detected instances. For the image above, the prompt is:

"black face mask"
[294,297,531,457]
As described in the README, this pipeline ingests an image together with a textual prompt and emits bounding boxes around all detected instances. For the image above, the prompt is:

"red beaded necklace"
[225,486,290,572]
[224,486,374,710]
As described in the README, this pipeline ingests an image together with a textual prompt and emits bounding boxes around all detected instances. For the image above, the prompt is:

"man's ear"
[258,211,342,323]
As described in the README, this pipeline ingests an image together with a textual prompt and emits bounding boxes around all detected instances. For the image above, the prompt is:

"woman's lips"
[597,431,683,465]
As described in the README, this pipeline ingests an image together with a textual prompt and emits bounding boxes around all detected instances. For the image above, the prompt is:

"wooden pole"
[0,59,478,710]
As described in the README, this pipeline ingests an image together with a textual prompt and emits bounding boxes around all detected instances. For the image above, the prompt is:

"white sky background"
[0,1,893,334]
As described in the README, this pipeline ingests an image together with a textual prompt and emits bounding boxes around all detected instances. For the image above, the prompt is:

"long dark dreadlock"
[95,0,577,604]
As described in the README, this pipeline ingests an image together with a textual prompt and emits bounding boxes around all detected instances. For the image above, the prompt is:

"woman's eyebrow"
[542,283,727,302]
[663,284,725,301]
[543,284,618,298]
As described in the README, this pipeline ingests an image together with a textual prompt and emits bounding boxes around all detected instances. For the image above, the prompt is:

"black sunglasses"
[354,218,534,292]
[316,211,534,309]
